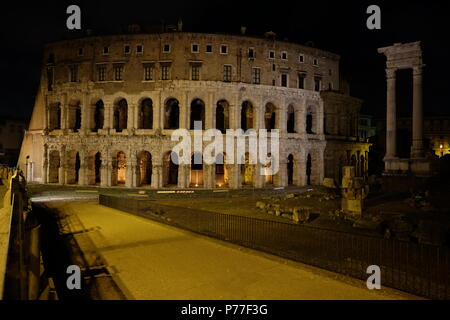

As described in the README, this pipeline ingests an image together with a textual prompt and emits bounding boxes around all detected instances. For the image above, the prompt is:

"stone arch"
[164,98,180,129]
[66,150,80,185]
[68,99,82,132]
[216,100,230,133]
[215,153,228,187]
[139,98,153,129]
[48,103,61,131]
[111,151,126,186]
[137,151,152,186]
[48,150,60,183]
[86,151,102,185]
[263,153,275,185]
[287,154,294,185]
[163,151,178,186]
[306,153,312,185]
[113,98,128,132]
[241,100,254,131]
[240,152,254,186]
[287,104,296,133]
[360,154,365,177]
[190,152,204,187]
[93,100,104,132]
[306,105,316,134]
[264,102,277,130]
[190,98,205,130]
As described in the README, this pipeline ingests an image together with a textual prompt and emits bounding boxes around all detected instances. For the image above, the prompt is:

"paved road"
[46,201,418,300]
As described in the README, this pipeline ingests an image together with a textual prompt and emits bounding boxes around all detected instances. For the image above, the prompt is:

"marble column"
[385,68,397,160]
[411,66,424,158]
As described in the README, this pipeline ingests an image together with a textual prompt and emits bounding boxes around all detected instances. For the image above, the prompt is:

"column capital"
[413,65,424,76]
[385,68,397,80]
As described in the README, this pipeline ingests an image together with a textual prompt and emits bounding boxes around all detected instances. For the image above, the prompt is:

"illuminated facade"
[18,30,369,188]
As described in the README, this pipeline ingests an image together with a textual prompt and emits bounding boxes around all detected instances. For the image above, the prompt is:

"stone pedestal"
[341,166,368,218]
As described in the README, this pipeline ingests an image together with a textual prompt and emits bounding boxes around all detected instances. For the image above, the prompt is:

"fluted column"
[385,68,397,160]
[411,66,424,158]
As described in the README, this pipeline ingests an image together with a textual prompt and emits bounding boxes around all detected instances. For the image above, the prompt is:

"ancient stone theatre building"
[18,28,369,189]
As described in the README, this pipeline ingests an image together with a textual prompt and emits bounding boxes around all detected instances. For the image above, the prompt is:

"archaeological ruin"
[18,29,369,189]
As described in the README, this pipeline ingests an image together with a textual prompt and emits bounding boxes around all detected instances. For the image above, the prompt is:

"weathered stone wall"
[19,31,369,188]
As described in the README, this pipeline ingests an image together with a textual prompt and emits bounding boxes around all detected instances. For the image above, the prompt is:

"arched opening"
[190,99,205,130]
[93,100,104,132]
[240,153,254,186]
[68,100,82,132]
[75,153,80,183]
[306,105,314,134]
[241,101,254,131]
[138,151,152,186]
[164,98,180,129]
[215,153,228,187]
[190,153,204,187]
[48,150,60,183]
[111,151,126,186]
[264,153,275,185]
[49,103,61,131]
[114,99,128,132]
[87,151,101,185]
[287,154,294,185]
[94,152,101,185]
[360,155,365,177]
[216,100,230,133]
[163,151,178,186]
[66,151,80,184]
[287,105,296,133]
[264,103,276,131]
[306,153,312,185]
[139,98,153,129]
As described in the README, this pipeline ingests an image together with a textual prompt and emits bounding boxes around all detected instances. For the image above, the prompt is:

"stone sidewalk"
[46,201,420,300]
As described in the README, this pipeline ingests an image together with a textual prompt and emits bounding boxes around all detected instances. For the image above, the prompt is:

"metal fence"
[99,194,450,300]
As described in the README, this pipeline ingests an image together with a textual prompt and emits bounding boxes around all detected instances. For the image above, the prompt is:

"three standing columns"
[384,65,424,161]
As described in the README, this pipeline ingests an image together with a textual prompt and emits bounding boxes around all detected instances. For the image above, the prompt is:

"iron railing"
[99,194,450,299]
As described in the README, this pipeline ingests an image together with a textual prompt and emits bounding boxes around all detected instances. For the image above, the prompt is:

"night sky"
[0,0,448,121]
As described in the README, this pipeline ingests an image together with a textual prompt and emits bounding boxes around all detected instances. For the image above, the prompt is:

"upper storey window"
[163,44,171,53]
[299,54,305,63]
[191,64,200,81]
[314,76,322,91]
[268,50,275,59]
[47,67,54,91]
[206,45,213,53]
[124,45,131,55]
[97,64,106,82]
[248,48,255,59]
[223,65,232,82]
[281,51,288,60]
[113,63,124,81]
[298,73,306,89]
[143,63,154,81]
[220,45,228,55]
[251,67,261,84]
[47,53,55,65]
[136,44,144,54]
[78,48,84,56]
[69,64,78,82]
[103,46,109,55]
[281,73,288,87]
[191,44,199,53]
[313,58,319,66]
[161,62,171,80]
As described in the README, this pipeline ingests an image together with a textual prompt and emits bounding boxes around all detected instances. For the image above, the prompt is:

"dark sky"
[0,0,448,120]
